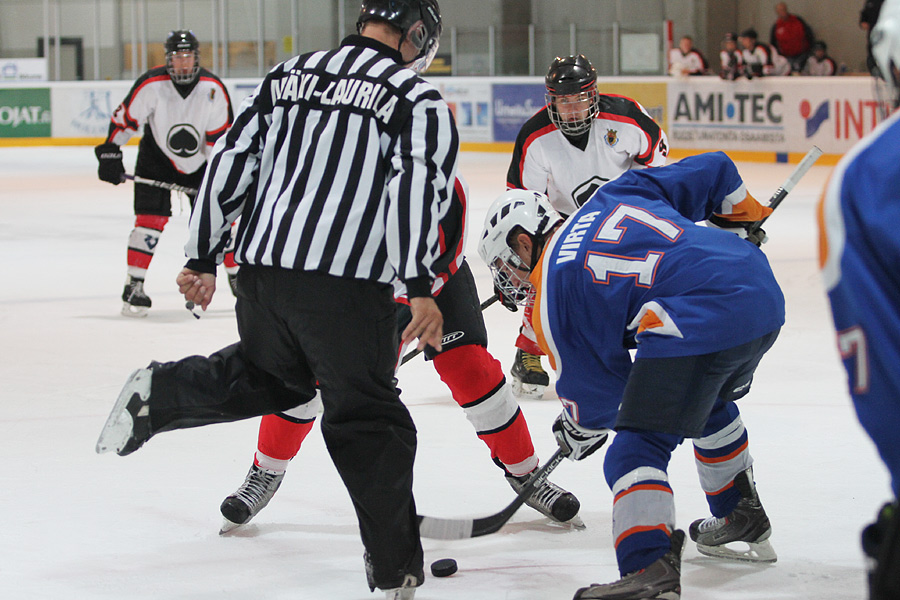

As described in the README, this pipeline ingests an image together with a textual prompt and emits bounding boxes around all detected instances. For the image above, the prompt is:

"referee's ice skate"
[688,467,776,562]
[95,368,153,456]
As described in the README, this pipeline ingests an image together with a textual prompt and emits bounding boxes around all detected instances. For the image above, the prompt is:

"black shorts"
[615,329,780,438]
[133,136,205,216]
[395,260,489,360]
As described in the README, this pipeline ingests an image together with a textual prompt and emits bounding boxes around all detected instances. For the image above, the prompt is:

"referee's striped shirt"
[186,35,459,297]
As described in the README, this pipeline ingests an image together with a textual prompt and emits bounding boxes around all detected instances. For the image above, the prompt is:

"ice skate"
[383,574,420,600]
[219,464,286,534]
[121,275,151,318]
[510,349,549,399]
[573,530,685,599]
[506,468,582,524]
[96,368,153,456]
[689,467,777,563]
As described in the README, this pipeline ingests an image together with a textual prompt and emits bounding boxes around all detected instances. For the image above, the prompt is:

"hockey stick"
[418,446,568,540]
[398,293,499,366]
[747,145,823,236]
[124,174,198,196]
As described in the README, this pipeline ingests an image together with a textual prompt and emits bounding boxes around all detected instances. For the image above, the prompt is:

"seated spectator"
[720,32,745,80]
[770,2,815,72]
[740,28,791,77]
[669,35,710,76]
[802,41,838,76]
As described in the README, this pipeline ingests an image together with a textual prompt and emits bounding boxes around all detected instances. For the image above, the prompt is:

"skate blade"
[121,303,149,318]
[568,515,586,529]
[219,518,244,535]
[510,379,547,400]
[95,369,142,454]
[696,537,777,563]
[556,514,586,530]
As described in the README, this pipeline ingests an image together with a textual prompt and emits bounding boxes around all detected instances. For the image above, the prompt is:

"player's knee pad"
[433,345,504,404]
[134,214,169,232]
[257,408,318,462]
[603,428,680,489]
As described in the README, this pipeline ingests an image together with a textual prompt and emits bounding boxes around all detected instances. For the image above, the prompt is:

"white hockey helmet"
[871,0,900,107]
[478,189,562,307]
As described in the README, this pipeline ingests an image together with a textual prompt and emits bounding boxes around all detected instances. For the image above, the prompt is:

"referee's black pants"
[147,265,423,590]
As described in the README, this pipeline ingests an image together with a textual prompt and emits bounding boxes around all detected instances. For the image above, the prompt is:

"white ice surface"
[0,147,890,599]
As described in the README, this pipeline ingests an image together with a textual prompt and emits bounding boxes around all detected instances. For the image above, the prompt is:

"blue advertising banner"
[491,83,545,142]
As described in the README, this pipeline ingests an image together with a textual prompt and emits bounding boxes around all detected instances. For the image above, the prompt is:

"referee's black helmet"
[357,0,442,72]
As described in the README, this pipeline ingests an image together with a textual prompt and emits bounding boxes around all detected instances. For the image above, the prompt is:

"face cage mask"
[406,20,441,73]
[166,50,200,85]
[489,248,536,307]
[546,89,599,136]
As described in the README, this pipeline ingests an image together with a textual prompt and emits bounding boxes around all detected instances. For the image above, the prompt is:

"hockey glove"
[95,143,125,185]
[553,410,609,461]
[494,283,519,313]
[707,214,768,247]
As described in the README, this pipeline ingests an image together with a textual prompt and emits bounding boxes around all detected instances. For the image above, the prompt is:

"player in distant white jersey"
[819,1,900,597]
[94,30,234,317]
[504,54,669,399]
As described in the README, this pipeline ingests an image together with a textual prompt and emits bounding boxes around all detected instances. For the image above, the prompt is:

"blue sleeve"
[602,151,746,222]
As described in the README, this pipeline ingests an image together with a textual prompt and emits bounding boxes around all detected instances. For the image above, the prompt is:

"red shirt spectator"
[770,2,815,72]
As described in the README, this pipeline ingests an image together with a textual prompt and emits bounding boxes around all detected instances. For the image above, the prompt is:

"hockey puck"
[430,558,458,577]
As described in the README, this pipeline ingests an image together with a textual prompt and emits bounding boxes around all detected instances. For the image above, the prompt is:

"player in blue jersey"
[478,151,785,600]
[819,1,900,598]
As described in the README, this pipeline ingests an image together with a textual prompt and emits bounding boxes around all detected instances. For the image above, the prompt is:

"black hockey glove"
[707,214,768,247]
[552,410,609,461]
[95,143,125,185]
[494,283,519,313]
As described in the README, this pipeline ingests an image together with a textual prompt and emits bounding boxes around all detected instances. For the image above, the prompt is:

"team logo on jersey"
[572,176,609,207]
[167,124,201,157]
[209,89,217,101]
[604,129,619,147]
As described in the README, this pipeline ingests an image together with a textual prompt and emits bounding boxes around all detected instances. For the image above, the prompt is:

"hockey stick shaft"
[124,174,198,196]
[747,146,823,235]
[417,446,568,540]
[398,293,499,366]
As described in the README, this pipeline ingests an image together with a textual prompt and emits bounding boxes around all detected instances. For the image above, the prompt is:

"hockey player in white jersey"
[503,54,669,399]
[480,152,783,599]
[819,1,900,597]
[94,30,234,317]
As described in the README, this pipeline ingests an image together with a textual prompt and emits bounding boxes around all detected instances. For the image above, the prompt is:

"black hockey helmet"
[165,30,200,85]
[545,55,600,136]
[545,54,597,96]
[357,0,442,72]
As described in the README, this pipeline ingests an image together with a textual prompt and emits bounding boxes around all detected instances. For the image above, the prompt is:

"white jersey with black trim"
[507,94,669,217]
[105,66,232,175]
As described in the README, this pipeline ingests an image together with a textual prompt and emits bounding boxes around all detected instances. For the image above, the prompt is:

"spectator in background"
[860,0,885,73]
[860,0,885,33]
[770,2,815,73]
[802,40,838,76]
[720,32,745,80]
[669,35,709,76]
[740,28,791,77]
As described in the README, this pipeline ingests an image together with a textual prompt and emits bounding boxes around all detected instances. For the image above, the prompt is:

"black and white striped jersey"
[186,35,459,296]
